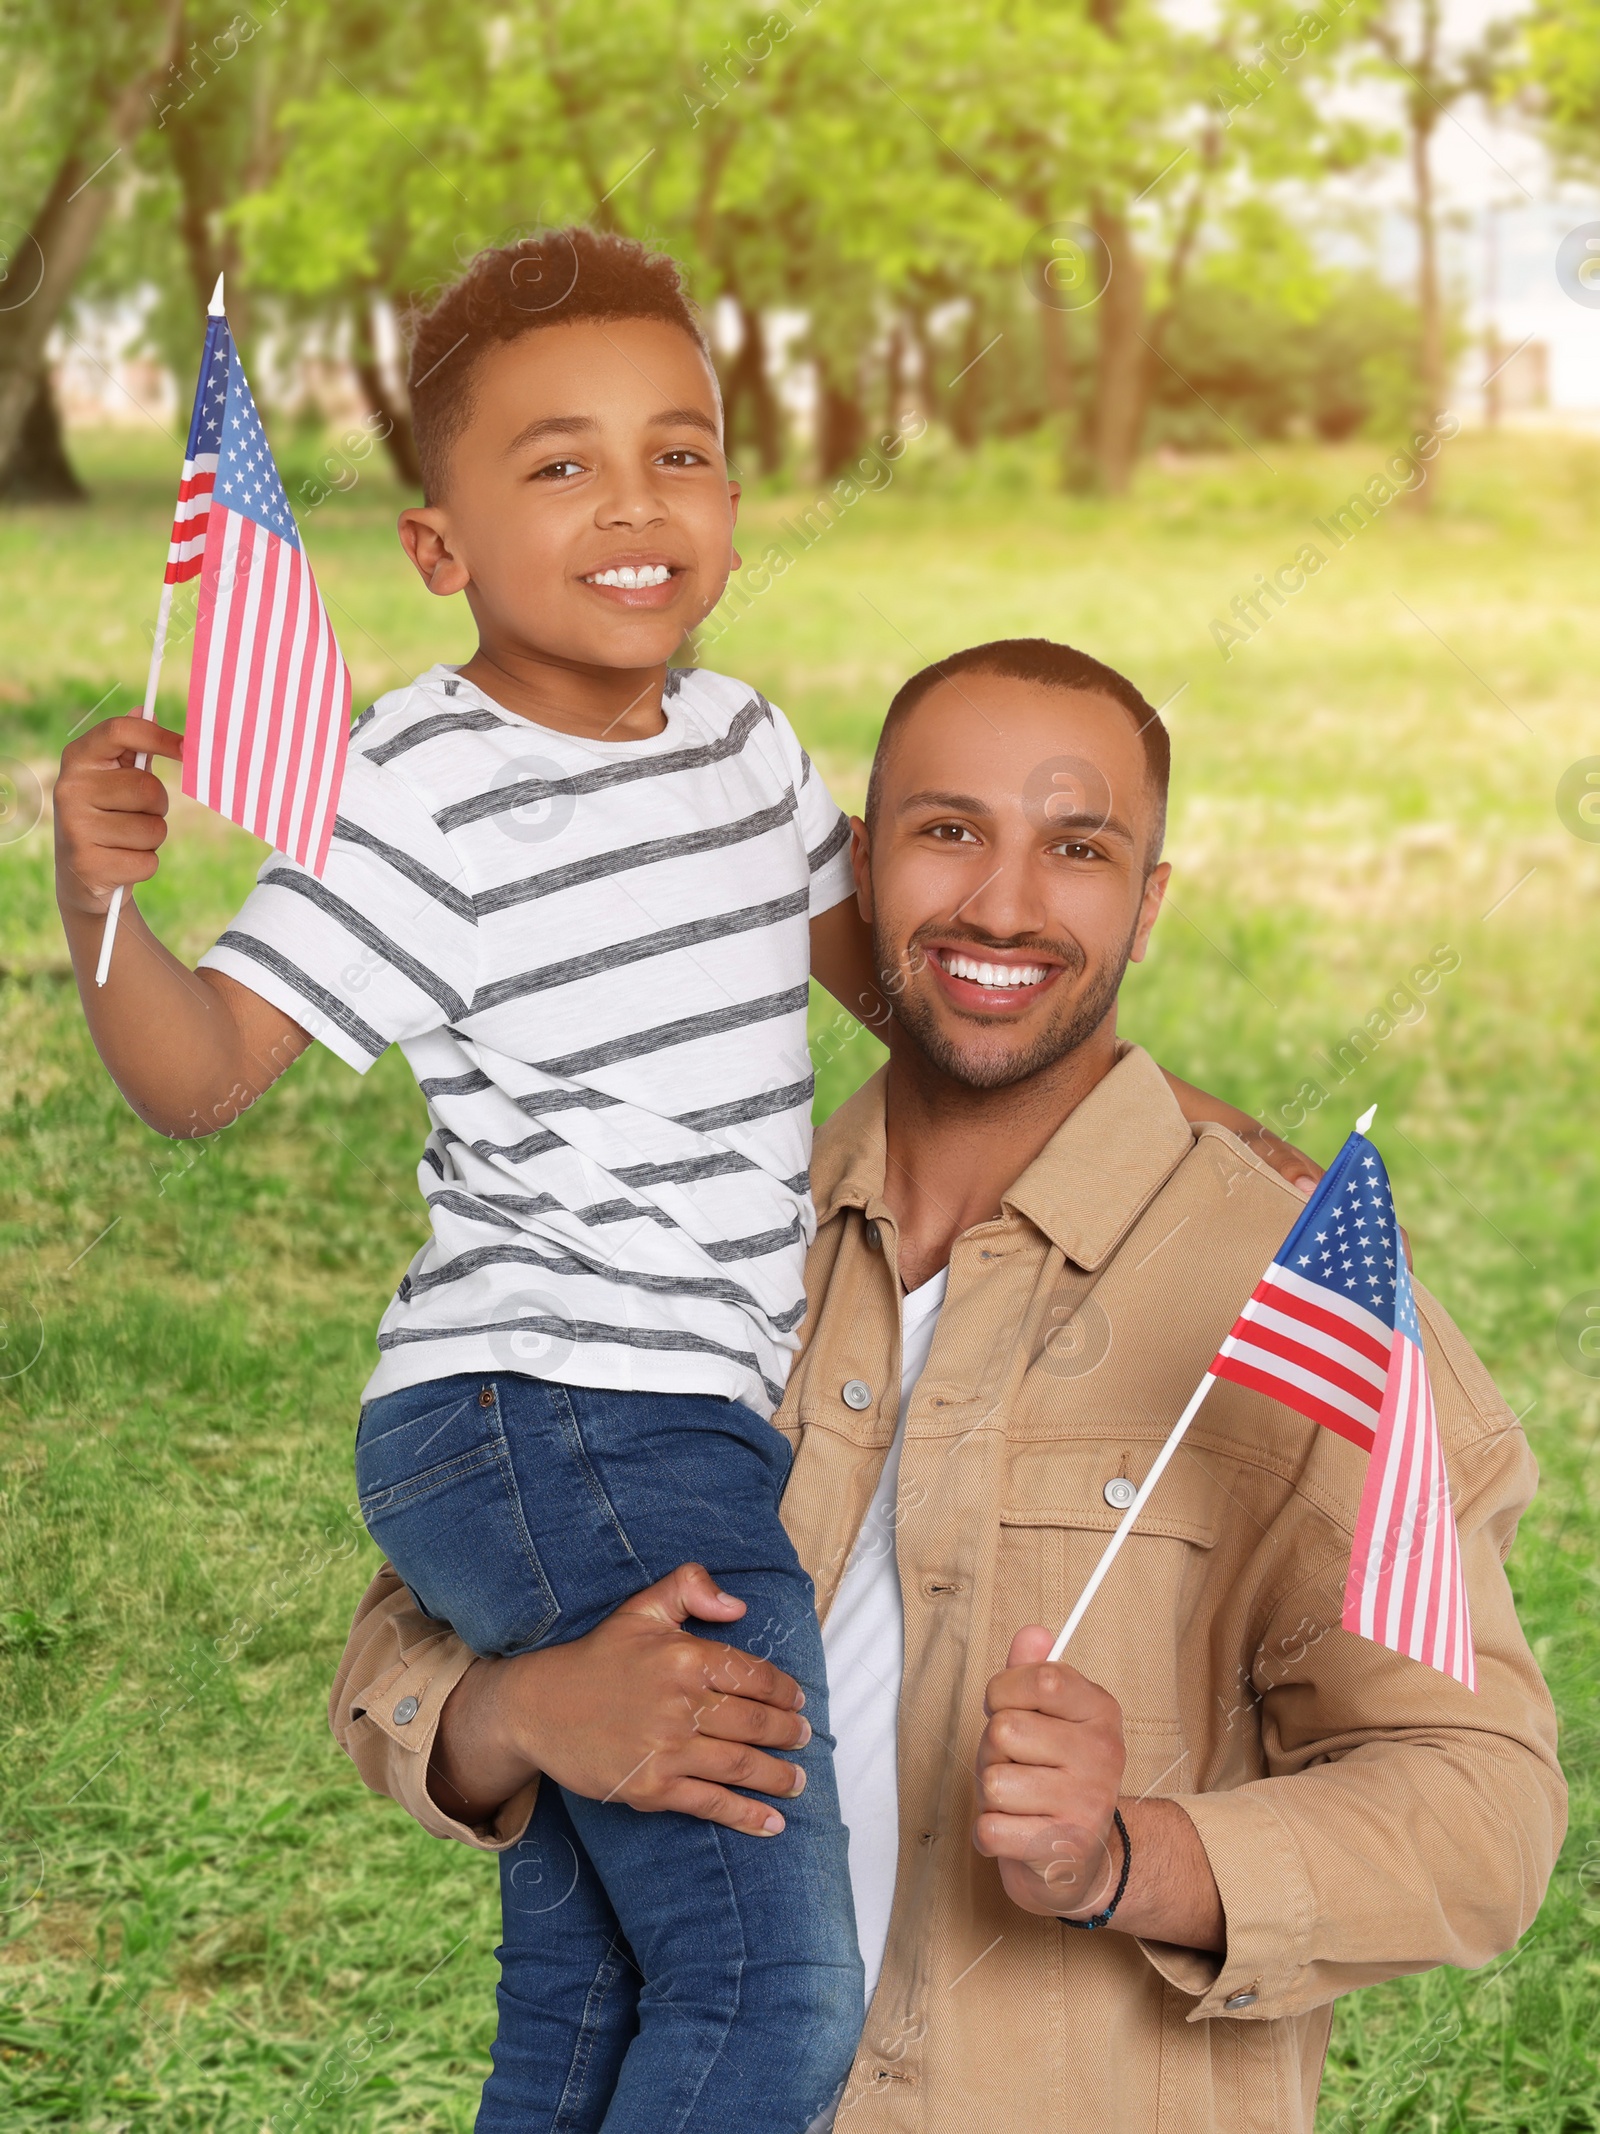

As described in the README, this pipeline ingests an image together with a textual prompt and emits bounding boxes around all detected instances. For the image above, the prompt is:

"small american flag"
[177,298,351,874]
[1213,1128,1476,1689]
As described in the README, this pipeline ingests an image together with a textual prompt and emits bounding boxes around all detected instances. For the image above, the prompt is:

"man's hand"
[429,1563,813,1839]
[973,1626,1127,1920]
[54,714,185,916]
[973,1627,1226,1950]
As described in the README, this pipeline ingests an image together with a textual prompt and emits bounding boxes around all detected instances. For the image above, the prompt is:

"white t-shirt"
[199,663,855,1411]
[824,1268,946,2005]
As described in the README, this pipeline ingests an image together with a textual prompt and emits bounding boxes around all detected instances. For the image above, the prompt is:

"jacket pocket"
[995,1450,1216,1790]
[355,1383,559,1656]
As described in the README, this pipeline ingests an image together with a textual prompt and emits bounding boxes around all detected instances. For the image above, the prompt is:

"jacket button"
[392,1696,420,1726]
[864,1220,881,1250]
[842,1379,873,1410]
[1103,1476,1137,1510]
[478,1387,495,1409]
[1223,1990,1258,2012]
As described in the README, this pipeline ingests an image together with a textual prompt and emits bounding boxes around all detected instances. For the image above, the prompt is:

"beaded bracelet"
[1061,1808,1131,1931]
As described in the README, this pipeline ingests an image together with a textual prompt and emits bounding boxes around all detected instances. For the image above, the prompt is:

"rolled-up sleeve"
[329,1565,537,1850]
[1160,1293,1565,2021]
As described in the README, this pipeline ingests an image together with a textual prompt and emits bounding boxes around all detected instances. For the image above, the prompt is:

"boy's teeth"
[589,564,672,588]
[944,952,1049,989]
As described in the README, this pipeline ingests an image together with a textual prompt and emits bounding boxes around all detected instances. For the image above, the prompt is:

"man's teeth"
[944,952,1050,989]
[588,564,672,589]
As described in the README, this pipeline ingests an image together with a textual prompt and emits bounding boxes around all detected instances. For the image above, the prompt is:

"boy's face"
[398,318,739,674]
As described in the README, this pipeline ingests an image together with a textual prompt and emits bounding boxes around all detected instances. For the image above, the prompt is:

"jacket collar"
[811,1044,1196,1271]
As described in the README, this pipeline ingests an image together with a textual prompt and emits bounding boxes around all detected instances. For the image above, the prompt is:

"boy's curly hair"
[405,227,711,500]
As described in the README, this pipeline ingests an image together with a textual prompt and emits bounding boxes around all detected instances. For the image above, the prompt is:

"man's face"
[399,318,740,671]
[854,675,1170,1091]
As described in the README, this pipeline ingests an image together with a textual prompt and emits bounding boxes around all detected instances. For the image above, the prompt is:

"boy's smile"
[397,317,740,740]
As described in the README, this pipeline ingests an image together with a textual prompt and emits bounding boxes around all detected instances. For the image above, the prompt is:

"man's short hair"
[405,227,712,501]
[865,637,1170,864]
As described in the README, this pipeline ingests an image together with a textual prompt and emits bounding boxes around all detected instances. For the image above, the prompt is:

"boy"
[53,230,1312,2132]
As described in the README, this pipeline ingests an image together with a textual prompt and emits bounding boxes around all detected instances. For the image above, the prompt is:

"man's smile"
[927,942,1069,1015]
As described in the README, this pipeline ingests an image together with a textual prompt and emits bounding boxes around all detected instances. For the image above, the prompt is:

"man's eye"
[929,823,979,844]
[1052,840,1103,861]
[532,458,585,480]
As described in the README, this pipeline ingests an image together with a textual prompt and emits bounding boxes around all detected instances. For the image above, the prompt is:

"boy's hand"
[1161,1071,1322,1196]
[54,715,185,917]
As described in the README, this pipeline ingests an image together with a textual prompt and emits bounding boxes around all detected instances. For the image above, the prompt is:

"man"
[331,638,1564,2132]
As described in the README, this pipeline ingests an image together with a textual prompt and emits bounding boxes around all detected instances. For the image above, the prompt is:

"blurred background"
[2,2,1599,2127]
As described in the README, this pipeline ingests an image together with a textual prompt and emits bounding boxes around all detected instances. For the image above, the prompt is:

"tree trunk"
[0,13,180,471]
[950,303,984,449]
[907,303,942,429]
[1412,113,1444,418]
[1089,203,1147,494]
[724,299,782,476]
[0,370,86,503]
[884,319,906,433]
[351,296,424,490]
[816,365,865,480]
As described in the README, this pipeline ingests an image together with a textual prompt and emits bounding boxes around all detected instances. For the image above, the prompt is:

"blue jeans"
[355,1374,864,2133]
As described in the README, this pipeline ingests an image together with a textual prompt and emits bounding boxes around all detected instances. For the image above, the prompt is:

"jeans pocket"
[355,1381,559,1656]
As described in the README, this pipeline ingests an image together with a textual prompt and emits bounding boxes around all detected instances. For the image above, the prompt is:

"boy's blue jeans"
[355,1373,864,2134]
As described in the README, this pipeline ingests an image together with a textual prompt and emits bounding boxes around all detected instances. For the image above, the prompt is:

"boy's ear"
[398,507,471,597]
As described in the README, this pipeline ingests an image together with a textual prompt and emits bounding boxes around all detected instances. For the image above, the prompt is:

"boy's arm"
[809,897,887,1030]
[55,715,310,1137]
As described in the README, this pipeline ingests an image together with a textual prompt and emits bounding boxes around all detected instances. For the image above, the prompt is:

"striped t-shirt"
[200,662,856,1413]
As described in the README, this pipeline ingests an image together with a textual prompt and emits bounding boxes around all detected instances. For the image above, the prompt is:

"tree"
[0,0,182,490]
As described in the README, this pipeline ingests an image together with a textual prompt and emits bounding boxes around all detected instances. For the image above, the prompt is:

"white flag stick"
[1048,1372,1218,1663]
[1048,1104,1381,1663]
[93,576,174,987]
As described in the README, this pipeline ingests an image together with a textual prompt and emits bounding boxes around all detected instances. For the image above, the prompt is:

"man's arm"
[331,1561,817,1847]
[973,1627,1225,1951]
[974,1306,1566,2014]
[54,715,309,1134]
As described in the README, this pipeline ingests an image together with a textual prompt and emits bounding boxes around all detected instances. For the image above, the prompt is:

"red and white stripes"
[1344,1331,1476,1690]
[182,508,350,874]
[165,454,217,583]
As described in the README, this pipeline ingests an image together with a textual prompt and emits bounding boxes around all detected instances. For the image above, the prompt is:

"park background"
[2,0,1599,2125]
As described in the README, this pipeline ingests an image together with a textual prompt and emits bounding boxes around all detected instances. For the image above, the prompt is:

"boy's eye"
[657,448,708,468]
[532,458,585,481]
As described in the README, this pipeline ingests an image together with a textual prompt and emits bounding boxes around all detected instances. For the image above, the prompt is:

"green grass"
[2,426,1597,2129]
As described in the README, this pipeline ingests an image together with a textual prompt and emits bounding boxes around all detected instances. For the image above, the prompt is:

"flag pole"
[1046,1105,1380,1663]
[93,272,225,989]
[93,581,174,987]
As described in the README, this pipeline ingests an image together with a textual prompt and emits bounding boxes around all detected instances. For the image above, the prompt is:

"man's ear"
[849,815,873,923]
[1129,860,1170,964]
[397,506,471,597]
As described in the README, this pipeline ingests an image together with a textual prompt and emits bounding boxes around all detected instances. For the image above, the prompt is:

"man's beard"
[877,915,1138,1092]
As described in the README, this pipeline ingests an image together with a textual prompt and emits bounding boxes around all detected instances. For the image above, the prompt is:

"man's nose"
[946,839,1049,937]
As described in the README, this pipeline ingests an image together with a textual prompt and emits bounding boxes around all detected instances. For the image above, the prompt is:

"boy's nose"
[594,468,670,526]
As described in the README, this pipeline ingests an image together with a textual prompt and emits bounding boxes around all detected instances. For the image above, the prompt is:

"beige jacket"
[330,1047,1564,2133]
